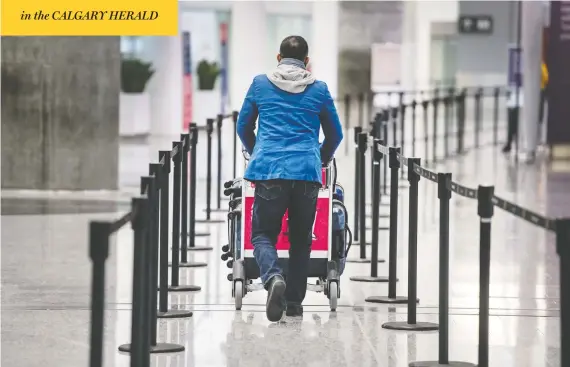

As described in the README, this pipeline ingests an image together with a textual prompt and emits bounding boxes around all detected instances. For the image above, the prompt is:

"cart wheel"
[328,282,338,312]
[234,281,243,310]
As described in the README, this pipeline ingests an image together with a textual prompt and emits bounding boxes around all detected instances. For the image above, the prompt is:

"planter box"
[193,90,222,128]
[120,93,151,137]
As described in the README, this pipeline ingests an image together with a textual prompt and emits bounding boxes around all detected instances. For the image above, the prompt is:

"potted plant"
[197,60,220,90]
[120,57,154,137]
[121,58,154,93]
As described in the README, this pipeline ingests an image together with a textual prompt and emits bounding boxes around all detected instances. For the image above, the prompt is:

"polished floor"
[2,121,567,367]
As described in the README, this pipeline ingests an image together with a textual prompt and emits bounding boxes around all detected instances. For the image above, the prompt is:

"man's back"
[237,59,343,183]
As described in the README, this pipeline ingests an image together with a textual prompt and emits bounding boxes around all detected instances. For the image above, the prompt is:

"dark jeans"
[252,179,319,306]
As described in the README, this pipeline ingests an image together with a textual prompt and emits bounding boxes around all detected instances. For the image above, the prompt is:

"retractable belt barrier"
[360,136,568,367]
[86,84,540,367]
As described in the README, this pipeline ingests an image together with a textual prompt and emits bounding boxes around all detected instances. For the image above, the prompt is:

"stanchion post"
[188,124,214,248]
[557,218,570,367]
[129,197,150,367]
[437,172,452,362]
[89,221,111,367]
[366,146,408,304]
[399,91,406,178]
[232,111,238,178]
[409,176,474,367]
[149,156,193,321]
[353,126,362,243]
[197,119,225,224]
[383,158,437,332]
[422,98,429,164]
[477,185,494,367]
[344,94,351,155]
[148,164,161,324]
[358,132,369,253]
[492,87,500,145]
[350,138,388,278]
[382,111,389,195]
[358,92,365,127]
[170,143,182,285]
[169,142,203,289]
[388,147,401,293]
[432,89,439,163]
[411,99,417,157]
[158,151,170,312]
[189,127,197,246]
[145,172,159,346]
[474,88,483,148]
[216,114,223,210]
[391,106,398,147]
[443,92,451,159]
[205,118,214,219]
[180,134,190,263]
[456,89,466,155]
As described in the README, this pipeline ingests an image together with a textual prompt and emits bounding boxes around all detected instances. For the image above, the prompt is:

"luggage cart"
[222,156,352,312]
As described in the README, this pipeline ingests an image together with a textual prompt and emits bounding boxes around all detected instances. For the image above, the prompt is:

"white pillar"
[414,2,431,89]
[401,1,417,91]
[521,0,543,154]
[142,5,183,137]
[311,0,339,98]
[230,1,267,111]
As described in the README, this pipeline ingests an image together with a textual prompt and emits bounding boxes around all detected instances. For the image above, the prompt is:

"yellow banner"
[1,0,178,36]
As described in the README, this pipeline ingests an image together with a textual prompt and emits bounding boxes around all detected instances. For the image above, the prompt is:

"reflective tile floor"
[2,129,568,367]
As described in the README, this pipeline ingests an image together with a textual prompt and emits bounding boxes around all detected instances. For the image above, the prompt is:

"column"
[311,0,339,99]
[521,0,543,154]
[1,37,120,190]
[142,3,183,136]
[401,1,418,91]
[230,1,267,111]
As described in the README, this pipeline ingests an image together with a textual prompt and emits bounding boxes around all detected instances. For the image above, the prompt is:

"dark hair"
[279,35,309,61]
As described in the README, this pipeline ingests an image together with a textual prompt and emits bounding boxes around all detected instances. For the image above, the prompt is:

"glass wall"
[430,35,458,88]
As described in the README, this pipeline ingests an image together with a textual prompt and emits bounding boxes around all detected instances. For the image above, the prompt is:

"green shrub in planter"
[121,58,155,93]
[197,60,220,90]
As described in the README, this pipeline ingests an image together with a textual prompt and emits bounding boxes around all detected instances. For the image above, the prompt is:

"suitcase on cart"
[221,157,352,311]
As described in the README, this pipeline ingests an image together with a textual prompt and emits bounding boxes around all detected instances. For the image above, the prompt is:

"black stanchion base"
[118,342,185,354]
[157,309,194,319]
[349,275,390,283]
[186,245,214,251]
[382,321,439,331]
[409,361,477,367]
[168,285,202,292]
[346,258,386,264]
[366,296,416,305]
[169,261,208,268]
[195,219,225,224]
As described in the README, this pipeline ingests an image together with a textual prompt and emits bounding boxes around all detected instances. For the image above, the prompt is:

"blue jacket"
[237,69,343,184]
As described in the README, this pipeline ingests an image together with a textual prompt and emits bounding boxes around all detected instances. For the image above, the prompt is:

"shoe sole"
[266,280,286,322]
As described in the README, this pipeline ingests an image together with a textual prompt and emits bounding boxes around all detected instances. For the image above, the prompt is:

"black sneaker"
[266,276,286,322]
[286,304,303,317]
[502,145,511,153]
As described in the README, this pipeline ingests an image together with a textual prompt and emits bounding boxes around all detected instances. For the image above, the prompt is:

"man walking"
[237,35,343,322]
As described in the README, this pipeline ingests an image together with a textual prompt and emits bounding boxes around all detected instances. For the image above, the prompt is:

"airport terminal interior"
[2,1,570,367]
